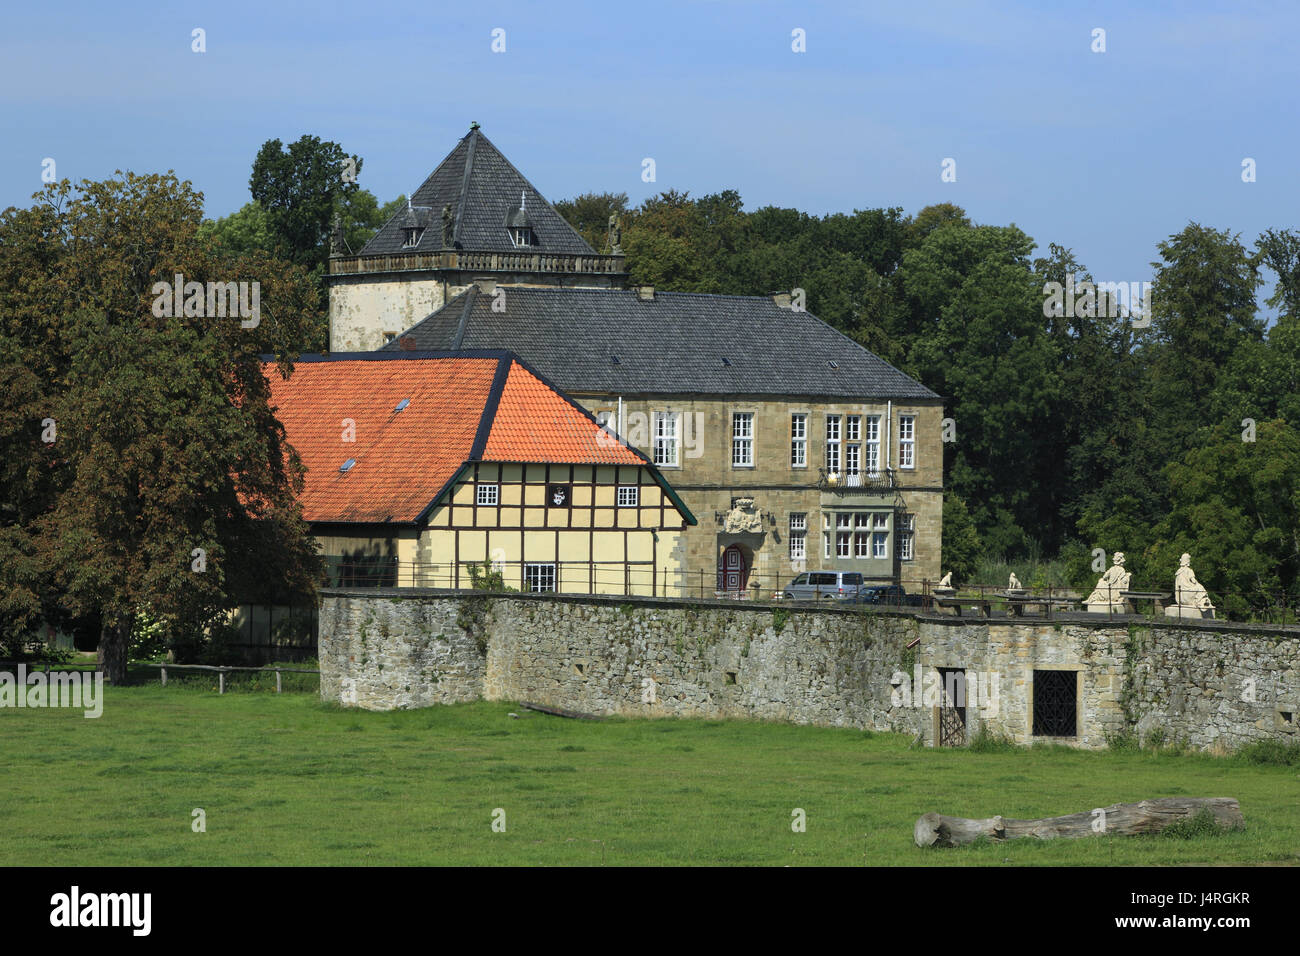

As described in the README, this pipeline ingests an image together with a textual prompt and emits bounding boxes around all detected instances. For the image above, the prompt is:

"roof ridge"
[451,285,478,350]
[360,129,474,255]
[452,127,479,246]
[468,356,512,461]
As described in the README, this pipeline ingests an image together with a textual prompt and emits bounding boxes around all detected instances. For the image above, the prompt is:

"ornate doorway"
[718,544,748,596]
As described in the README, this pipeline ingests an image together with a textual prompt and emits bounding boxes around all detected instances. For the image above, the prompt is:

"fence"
[148,663,320,694]
[318,559,1298,625]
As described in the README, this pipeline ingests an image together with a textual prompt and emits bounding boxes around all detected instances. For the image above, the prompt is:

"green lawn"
[1,683,1297,865]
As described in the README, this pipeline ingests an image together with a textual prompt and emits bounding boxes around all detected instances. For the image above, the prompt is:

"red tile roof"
[263,353,648,524]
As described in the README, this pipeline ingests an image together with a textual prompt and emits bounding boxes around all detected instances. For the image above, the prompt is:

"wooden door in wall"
[719,545,747,596]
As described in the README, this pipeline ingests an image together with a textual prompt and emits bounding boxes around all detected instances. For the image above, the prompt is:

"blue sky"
[2,0,1295,298]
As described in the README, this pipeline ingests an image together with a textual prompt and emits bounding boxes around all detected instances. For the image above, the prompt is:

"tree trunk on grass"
[914,797,1243,847]
[97,615,131,685]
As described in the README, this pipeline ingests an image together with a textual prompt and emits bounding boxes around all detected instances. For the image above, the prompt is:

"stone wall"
[318,589,1300,752]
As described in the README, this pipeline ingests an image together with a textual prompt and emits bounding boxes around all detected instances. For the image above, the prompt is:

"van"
[782,571,865,601]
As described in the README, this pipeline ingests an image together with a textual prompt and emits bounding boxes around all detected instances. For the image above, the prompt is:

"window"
[1032,670,1078,737]
[872,531,888,559]
[837,532,851,558]
[617,486,639,507]
[900,415,916,469]
[823,531,830,558]
[865,415,881,475]
[825,415,841,473]
[383,331,398,344]
[873,512,889,530]
[854,531,869,558]
[524,563,557,593]
[653,412,679,467]
[476,483,499,506]
[510,226,535,247]
[897,513,915,561]
[402,227,424,248]
[855,513,870,529]
[790,413,807,467]
[789,513,807,560]
[835,513,852,530]
[732,412,754,467]
[845,441,860,478]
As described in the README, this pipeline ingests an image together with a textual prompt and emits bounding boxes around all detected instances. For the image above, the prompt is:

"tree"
[0,172,323,681]
[940,494,981,583]
[553,191,628,251]
[249,135,361,276]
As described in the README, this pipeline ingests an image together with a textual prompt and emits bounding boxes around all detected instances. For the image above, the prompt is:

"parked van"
[782,571,865,601]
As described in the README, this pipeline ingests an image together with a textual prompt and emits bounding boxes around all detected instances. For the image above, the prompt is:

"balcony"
[816,467,898,496]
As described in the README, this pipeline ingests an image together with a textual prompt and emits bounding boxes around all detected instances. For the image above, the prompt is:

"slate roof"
[262,351,693,525]
[358,126,595,257]
[378,287,939,400]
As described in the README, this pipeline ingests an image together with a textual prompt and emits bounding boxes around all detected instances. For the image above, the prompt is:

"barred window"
[524,563,556,592]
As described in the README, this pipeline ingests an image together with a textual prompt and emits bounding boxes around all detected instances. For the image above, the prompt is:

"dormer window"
[402,227,425,248]
[506,191,535,247]
[509,225,535,247]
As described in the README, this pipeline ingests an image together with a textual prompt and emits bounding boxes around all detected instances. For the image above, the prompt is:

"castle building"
[328,127,944,597]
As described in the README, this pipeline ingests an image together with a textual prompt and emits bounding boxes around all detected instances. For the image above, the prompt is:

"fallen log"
[914,797,1243,847]
[519,701,604,721]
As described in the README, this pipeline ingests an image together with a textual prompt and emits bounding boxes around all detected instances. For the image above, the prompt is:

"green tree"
[0,172,322,681]
[553,191,628,251]
[940,494,981,583]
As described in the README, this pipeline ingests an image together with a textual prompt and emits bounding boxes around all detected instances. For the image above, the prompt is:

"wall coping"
[316,588,1300,639]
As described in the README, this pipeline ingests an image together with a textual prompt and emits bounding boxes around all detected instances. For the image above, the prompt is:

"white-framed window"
[402,227,424,248]
[524,563,556,592]
[617,485,639,507]
[510,226,535,247]
[823,530,830,558]
[899,415,915,469]
[855,531,869,558]
[845,442,860,477]
[789,513,807,560]
[872,531,888,559]
[732,412,754,467]
[897,513,915,561]
[847,415,860,441]
[825,415,841,473]
[791,413,807,467]
[653,411,679,467]
[865,415,881,475]
[855,513,870,529]
[873,512,889,531]
[836,532,851,558]
[476,483,499,506]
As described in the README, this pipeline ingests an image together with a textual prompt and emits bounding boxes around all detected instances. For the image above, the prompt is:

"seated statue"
[1007,572,1024,592]
[936,571,953,589]
[1167,553,1215,619]
[1085,551,1131,611]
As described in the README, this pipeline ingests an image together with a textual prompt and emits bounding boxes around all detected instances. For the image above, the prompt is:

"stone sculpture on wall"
[1085,551,1131,613]
[723,498,763,534]
[1167,553,1216,619]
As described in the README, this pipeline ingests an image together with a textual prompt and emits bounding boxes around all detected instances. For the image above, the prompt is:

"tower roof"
[359,126,595,256]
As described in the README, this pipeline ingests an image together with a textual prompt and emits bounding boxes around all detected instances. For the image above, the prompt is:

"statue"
[607,214,622,254]
[329,212,344,256]
[1007,572,1024,592]
[1167,553,1215,619]
[441,203,455,247]
[1085,552,1131,613]
[936,571,953,589]
[723,498,763,534]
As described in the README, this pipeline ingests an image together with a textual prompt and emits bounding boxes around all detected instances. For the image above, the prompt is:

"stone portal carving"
[1167,553,1216,619]
[1085,551,1132,613]
[723,498,763,534]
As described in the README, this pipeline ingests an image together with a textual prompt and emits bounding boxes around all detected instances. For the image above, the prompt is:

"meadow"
[1,679,1297,866]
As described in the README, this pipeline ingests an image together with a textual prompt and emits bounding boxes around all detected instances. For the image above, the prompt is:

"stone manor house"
[325,124,944,596]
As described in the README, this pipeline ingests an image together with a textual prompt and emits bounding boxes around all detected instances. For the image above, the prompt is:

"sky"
[2,0,1296,301]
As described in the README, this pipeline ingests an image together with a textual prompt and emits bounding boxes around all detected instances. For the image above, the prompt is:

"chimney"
[636,285,655,301]
[771,291,792,309]
[473,277,498,294]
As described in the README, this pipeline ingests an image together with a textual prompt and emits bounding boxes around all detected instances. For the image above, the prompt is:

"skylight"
[339,458,357,473]
[394,398,410,413]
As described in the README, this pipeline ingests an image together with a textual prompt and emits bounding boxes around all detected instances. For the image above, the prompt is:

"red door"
[718,545,747,594]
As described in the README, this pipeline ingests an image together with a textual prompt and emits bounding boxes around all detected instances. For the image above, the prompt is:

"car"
[782,571,865,601]
[851,584,925,607]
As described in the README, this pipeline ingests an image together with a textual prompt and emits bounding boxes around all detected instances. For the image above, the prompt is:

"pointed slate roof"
[359,125,595,257]
[378,287,939,401]
[261,351,695,525]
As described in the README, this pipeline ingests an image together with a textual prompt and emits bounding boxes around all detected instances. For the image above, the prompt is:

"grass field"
[2,682,1297,866]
